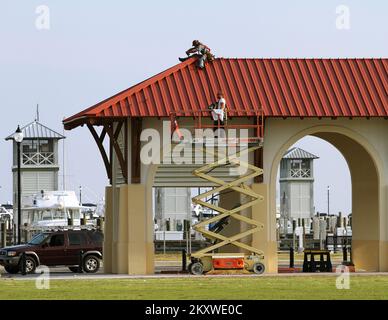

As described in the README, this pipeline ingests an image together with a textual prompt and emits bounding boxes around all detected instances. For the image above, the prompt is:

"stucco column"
[380,185,388,272]
[112,185,129,274]
[127,184,155,274]
[351,167,380,272]
[103,186,113,273]
[316,132,381,272]
[107,184,154,275]
[251,183,278,273]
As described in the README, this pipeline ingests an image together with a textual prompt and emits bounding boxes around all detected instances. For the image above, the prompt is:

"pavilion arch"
[267,124,384,272]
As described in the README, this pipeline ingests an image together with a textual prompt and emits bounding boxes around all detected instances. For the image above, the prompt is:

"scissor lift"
[187,141,266,275]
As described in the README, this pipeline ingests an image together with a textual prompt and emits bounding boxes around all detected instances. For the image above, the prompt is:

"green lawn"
[1,276,387,300]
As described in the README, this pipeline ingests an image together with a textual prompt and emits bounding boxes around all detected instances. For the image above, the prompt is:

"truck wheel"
[20,256,37,274]
[83,255,100,273]
[190,262,204,275]
[4,265,19,274]
[252,262,265,275]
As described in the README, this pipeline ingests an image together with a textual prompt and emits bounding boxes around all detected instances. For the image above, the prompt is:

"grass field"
[1,276,387,300]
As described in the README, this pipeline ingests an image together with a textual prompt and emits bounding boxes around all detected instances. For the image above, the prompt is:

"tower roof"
[283,147,319,159]
[5,121,65,141]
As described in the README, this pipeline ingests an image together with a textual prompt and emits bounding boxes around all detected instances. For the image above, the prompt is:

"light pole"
[327,186,330,216]
[79,185,82,206]
[14,126,24,244]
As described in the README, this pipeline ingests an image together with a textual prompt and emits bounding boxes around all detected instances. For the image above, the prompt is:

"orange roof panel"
[64,57,388,129]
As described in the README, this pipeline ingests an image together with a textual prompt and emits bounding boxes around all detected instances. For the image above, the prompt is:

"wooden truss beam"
[87,119,129,185]
[105,120,128,184]
[87,124,112,183]
[254,116,265,183]
[131,118,142,184]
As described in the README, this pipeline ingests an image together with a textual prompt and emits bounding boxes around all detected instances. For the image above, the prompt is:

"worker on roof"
[210,91,226,129]
[179,40,215,69]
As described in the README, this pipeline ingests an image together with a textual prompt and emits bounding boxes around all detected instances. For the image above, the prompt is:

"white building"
[279,147,319,221]
[6,120,65,229]
[154,188,192,240]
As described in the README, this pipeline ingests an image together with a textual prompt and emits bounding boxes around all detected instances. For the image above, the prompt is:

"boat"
[22,190,83,231]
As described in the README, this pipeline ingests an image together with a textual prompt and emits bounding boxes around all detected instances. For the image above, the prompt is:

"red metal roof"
[64,57,388,129]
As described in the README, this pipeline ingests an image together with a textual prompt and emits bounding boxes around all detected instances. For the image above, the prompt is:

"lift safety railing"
[169,108,264,140]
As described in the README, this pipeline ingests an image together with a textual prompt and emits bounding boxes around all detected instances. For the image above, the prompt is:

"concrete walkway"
[2,271,388,281]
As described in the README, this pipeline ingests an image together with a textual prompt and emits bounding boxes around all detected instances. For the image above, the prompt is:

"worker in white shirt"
[211,92,226,128]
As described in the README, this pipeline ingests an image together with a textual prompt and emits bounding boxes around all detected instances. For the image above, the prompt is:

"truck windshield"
[28,233,49,245]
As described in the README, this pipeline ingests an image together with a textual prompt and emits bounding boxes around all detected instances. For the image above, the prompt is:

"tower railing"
[290,169,311,178]
[22,152,55,165]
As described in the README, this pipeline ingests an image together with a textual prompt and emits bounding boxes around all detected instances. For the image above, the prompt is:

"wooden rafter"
[87,124,112,182]
[254,116,265,183]
[105,120,128,183]
[131,118,142,184]
[87,119,129,185]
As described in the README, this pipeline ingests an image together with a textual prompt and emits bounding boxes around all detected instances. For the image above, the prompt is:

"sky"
[0,0,386,213]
